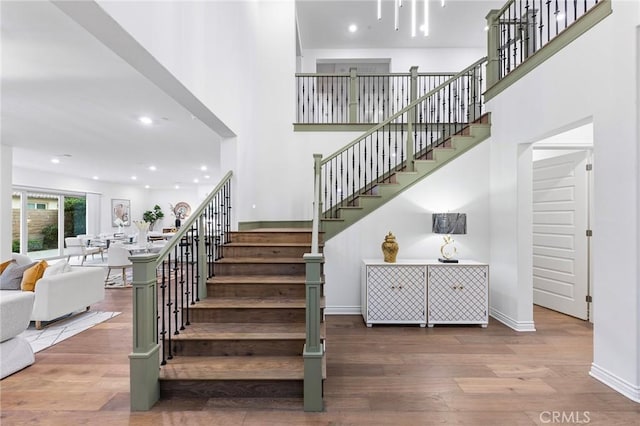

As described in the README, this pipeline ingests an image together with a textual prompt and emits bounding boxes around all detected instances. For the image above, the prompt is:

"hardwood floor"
[1,289,638,425]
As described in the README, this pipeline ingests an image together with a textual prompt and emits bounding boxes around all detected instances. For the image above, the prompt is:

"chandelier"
[377,0,446,37]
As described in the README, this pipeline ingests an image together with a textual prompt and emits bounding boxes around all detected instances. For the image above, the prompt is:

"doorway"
[531,124,593,321]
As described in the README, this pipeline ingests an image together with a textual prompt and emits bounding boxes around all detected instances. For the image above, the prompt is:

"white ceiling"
[2,0,503,190]
[1,1,223,190]
[296,0,505,49]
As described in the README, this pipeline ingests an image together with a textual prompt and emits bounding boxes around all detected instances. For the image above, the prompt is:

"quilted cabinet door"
[366,265,425,323]
[428,265,488,325]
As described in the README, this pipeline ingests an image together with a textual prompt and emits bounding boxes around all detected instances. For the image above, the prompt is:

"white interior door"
[532,151,590,320]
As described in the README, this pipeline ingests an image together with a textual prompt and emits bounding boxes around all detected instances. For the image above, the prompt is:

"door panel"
[532,151,589,320]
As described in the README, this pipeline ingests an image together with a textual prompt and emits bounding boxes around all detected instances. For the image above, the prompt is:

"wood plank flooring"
[1,289,639,425]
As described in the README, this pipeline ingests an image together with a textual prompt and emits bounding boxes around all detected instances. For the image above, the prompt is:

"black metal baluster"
[166,253,174,360]
[160,259,168,364]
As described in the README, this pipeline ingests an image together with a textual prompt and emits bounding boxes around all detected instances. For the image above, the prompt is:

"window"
[12,189,87,259]
[27,203,47,210]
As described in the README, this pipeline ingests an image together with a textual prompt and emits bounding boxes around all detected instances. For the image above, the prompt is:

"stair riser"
[190,308,318,323]
[222,245,313,258]
[172,339,305,356]
[208,283,307,298]
[214,263,306,276]
[160,379,303,398]
[229,232,316,244]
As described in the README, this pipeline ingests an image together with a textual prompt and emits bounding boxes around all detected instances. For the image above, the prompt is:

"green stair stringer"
[321,120,491,240]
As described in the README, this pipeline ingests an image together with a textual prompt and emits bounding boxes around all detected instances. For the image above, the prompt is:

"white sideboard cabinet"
[427,263,489,327]
[361,260,489,328]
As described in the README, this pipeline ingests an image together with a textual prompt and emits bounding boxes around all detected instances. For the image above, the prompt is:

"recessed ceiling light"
[204,175,211,179]
[149,165,157,171]
[200,165,207,171]
[348,24,358,33]
[92,176,99,180]
[174,184,180,189]
[138,116,153,125]
[51,158,60,164]
[131,175,137,180]
[484,25,489,31]
[193,178,199,184]
[144,185,150,189]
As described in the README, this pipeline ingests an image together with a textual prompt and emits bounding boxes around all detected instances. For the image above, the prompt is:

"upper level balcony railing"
[485,0,610,95]
[295,68,456,125]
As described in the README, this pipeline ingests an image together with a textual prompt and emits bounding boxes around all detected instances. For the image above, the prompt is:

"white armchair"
[64,237,103,265]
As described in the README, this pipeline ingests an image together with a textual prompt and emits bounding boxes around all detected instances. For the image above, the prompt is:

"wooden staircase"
[321,116,491,239]
[158,229,325,400]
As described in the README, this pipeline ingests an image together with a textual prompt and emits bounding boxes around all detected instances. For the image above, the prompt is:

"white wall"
[485,0,639,401]
[300,47,485,73]
[324,141,490,313]
[145,186,200,231]
[98,0,298,223]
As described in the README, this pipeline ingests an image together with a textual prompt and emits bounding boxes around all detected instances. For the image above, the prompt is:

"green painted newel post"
[405,66,418,172]
[129,253,160,411]
[485,9,500,89]
[303,253,324,412]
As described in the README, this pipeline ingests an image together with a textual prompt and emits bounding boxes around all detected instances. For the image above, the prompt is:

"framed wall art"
[111,199,131,227]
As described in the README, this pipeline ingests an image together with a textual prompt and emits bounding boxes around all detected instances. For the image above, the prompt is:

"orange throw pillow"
[0,259,14,274]
[21,260,48,292]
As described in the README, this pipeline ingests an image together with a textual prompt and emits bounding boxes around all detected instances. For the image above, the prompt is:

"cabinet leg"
[420,324,426,328]
[428,324,434,328]
[481,324,488,328]
[366,323,372,328]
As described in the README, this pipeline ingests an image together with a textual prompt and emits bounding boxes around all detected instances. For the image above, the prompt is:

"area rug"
[18,311,121,353]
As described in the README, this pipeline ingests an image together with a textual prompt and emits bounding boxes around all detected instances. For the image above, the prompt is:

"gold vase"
[381,232,399,263]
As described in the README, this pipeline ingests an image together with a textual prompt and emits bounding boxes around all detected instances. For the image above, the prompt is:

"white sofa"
[0,291,35,379]
[9,254,106,329]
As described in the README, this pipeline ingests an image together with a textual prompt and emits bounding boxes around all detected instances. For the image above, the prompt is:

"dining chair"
[105,245,133,286]
[64,237,104,265]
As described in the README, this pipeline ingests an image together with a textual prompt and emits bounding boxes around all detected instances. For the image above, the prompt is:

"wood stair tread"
[172,322,326,341]
[224,242,322,247]
[208,275,306,284]
[160,356,322,381]
[193,297,325,309]
[216,257,306,264]
[234,228,313,233]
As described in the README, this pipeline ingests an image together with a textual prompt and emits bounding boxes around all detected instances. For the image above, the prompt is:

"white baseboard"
[325,306,361,315]
[590,363,640,403]
[489,307,536,332]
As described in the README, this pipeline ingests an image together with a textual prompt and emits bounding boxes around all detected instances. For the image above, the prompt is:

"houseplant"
[142,204,164,231]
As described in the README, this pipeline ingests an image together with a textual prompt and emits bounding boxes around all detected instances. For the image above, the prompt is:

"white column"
[0,145,13,260]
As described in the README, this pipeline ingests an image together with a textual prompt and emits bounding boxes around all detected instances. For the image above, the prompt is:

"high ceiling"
[2,1,502,190]
[296,0,505,49]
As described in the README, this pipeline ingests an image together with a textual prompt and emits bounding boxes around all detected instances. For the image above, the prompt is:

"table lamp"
[432,213,467,263]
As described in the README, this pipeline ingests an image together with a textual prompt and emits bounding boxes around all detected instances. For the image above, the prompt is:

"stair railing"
[486,0,604,87]
[304,58,487,412]
[296,69,456,124]
[315,57,487,220]
[129,170,232,411]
